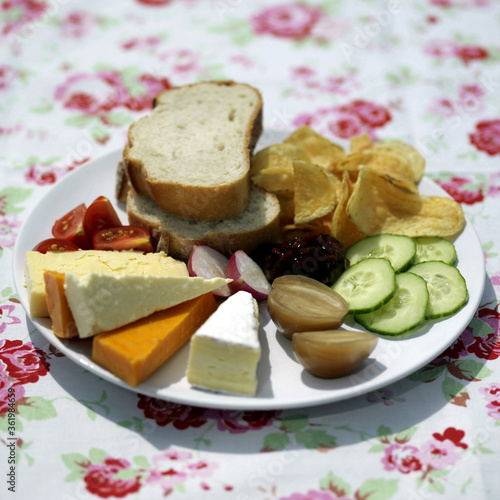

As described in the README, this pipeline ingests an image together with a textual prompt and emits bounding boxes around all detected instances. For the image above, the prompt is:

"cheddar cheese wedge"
[92,292,216,386]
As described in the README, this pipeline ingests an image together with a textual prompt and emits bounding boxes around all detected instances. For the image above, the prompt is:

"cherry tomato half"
[33,238,80,254]
[83,196,122,239]
[92,226,154,252]
[52,203,90,249]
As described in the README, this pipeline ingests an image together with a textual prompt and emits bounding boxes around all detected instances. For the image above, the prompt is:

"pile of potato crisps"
[250,126,465,248]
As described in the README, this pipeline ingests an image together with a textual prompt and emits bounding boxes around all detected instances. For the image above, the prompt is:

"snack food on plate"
[65,272,229,338]
[186,290,261,396]
[292,160,338,224]
[332,236,467,336]
[335,150,415,184]
[371,139,426,183]
[23,81,471,395]
[43,270,78,339]
[292,329,379,379]
[123,81,263,221]
[249,135,342,229]
[93,292,217,387]
[25,250,188,317]
[346,167,465,238]
[251,129,464,245]
[251,143,310,177]
[330,171,366,249]
[127,185,281,261]
[284,125,346,171]
[267,275,349,339]
[116,162,130,203]
[252,233,347,286]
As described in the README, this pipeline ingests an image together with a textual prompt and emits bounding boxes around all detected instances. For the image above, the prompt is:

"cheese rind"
[43,271,78,338]
[25,250,188,317]
[92,292,216,387]
[186,290,261,396]
[65,272,230,338]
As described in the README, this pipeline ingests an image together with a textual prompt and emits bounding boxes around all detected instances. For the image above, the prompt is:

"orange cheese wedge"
[92,292,216,387]
[43,270,78,338]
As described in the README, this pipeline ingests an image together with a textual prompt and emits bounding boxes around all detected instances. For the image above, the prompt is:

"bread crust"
[126,189,280,262]
[123,81,263,222]
[115,162,130,203]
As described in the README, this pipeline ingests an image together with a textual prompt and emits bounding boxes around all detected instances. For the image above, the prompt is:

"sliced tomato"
[83,196,122,239]
[33,238,80,254]
[52,203,90,249]
[93,226,154,252]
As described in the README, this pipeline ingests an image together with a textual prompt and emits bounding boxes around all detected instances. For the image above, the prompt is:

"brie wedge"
[186,290,261,396]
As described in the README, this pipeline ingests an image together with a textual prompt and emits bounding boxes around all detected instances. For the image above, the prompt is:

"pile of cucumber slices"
[332,234,468,337]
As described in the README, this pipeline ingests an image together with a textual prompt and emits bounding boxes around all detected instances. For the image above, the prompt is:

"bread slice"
[126,185,280,262]
[115,162,130,203]
[123,81,263,222]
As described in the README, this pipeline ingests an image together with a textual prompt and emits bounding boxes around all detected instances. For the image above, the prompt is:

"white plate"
[13,149,486,410]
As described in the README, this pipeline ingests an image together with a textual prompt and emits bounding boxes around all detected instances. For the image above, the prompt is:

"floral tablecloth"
[1,1,500,499]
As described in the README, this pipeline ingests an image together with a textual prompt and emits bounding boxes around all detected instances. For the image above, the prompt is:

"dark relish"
[251,234,349,286]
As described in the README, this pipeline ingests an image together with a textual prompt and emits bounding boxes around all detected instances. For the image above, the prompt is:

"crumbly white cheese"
[64,273,230,339]
[186,291,261,396]
[25,250,188,317]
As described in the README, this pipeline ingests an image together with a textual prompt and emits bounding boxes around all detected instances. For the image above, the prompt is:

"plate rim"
[12,148,486,410]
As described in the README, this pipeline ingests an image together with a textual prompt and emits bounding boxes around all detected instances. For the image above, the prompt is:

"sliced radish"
[227,250,271,300]
[188,245,232,297]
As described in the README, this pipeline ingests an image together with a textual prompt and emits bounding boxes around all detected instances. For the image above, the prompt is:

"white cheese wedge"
[186,290,261,396]
[65,273,230,338]
[25,250,188,318]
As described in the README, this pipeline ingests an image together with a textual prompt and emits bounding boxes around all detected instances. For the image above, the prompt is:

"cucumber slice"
[355,272,429,336]
[332,258,396,314]
[414,237,457,266]
[408,261,468,319]
[345,234,416,273]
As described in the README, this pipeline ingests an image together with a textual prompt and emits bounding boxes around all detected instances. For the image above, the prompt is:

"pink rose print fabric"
[480,383,500,420]
[55,72,129,115]
[469,119,500,156]
[23,157,90,186]
[437,176,484,204]
[294,100,392,140]
[437,305,499,363]
[380,427,468,483]
[59,10,97,39]
[211,409,279,434]
[54,71,171,115]
[382,444,423,474]
[0,217,22,249]
[1,0,49,37]
[0,340,50,416]
[424,40,489,65]
[137,397,208,429]
[280,490,349,500]
[0,305,21,334]
[0,371,25,414]
[252,4,322,40]
[137,395,280,433]
[63,447,229,497]
[0,339,49,386]
[84,457,142,498]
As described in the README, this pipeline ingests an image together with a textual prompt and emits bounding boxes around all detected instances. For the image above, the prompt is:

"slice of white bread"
[123,81,263,222]
[126,185,280,262]
[115,162,130,203]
